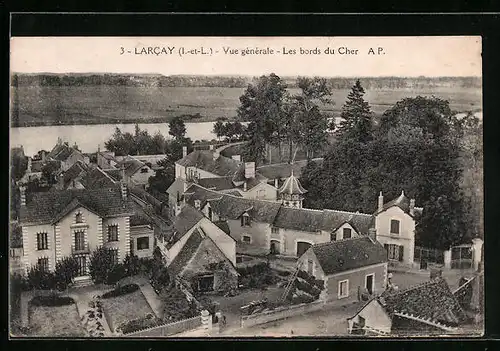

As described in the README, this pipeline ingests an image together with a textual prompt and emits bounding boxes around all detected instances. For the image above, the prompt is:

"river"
[10,122,218,156]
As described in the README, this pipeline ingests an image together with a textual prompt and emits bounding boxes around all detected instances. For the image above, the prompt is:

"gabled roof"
[322,209,374,235]
[197,177,235,191]
[176,150,241,177]
[207,194,282,223]
[164,205,205,248]
[19,184,134,225]
[377,191,422,217]
[62,161,88,188]
[311,237,388,275]
[380,277,467,327]
[116,156,149,177]
[103,168,123,182]
[274,207,324,232]
[256,159,324,180]
[168,229,205,278]
[278,171,307,195]
[81,167,117,189]
[130,213,153,227]
[49,143,82,162]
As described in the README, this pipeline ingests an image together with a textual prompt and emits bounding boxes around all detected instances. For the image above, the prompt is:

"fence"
[414,246,445,266]
[450,245,473,269]
[240,300,324,329]
[124,315,202,337]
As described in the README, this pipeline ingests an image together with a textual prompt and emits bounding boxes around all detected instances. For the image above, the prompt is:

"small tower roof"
[278,170,307,195]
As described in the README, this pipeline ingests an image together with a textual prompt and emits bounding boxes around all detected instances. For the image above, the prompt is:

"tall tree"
[169,117,187,141]
[212,119,225,141]
[336,79,374,143]
[237,74,287,164]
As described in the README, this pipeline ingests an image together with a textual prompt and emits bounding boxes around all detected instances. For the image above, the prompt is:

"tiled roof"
[47,143,66,158]
[116,156,148,177]
[19,184,134,225]
[184,183,226,209]
[274,207,324,232]
[176,150,241,177]
[168,229,204,278]
[49,143,82,162]
[311,237,388,275]
[214,220,231,235]
[197,177,235,191]
[322,209,374,235]
[81,167,117,189]
[224,190,243,197]
[98,151,117,161]
[208,194,282,223]
[164,205,205,248]
[380,277,467,327]
[378,191,421,218]
[104,168,123,181]
[130,213,153,226]
[62,161,88,187]
[278,172,307,195]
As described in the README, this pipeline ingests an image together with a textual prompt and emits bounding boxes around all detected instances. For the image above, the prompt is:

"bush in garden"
[26,264,56,290]
[102,284,140,299]
[106,263,127,285]
[161,287,198,322]
[151,266,170,292]
[120,314,163,334]
[54,256,80,291]
[89,247,115,284]
[123,253,141,276]
[30,293,75,307]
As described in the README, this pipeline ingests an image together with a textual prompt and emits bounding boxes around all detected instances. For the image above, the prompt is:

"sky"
[10,36,482,77]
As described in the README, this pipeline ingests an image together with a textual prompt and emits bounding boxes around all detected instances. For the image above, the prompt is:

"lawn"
[101,289,155,332]
[28,303,87,337]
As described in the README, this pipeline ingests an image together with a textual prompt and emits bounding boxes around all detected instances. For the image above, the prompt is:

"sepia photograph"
[9,36,483,338]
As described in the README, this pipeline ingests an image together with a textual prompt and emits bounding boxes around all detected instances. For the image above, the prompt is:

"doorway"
[296,241,312,257]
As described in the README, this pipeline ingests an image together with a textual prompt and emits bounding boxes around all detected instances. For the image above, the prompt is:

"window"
[208,207,213,221]
[338,279,349,299]
[330,233,336,241]
[37,232,48,250]
[390,220,400,234]
[241,214,251,227]
[108,225,118,242]
[197,275,214,292]
[75,212,83,223]
[137,237,150,250]
[38,257,49,272]
[365,274,374,294]
[307,259,314,275]
[74,230,85,251]
[270,240,280,254]
[271,227,279,235]
[242,235,251,244]
[386,244,404,261]
[140,168,149,173]
[109,248,119,265]
[343,228,352,239]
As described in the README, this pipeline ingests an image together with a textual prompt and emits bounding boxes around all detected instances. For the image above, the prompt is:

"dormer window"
[241,213,251,227]
[75,212,83,223]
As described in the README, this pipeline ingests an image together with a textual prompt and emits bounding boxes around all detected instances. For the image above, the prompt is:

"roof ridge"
[390,277,445,296]
[312,236,370,248]
[323,208,373,216]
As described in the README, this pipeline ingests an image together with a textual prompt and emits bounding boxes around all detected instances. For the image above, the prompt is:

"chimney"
[244,162,255,179]
[120,182,128,200]
[378,191,384,213]
[213,150,220,161]
[232,155,241,162]
[19,186,26,206]
[368,228,377,242]
[409,198,415,216]
[182,146,188,158]
[194,199,201,210]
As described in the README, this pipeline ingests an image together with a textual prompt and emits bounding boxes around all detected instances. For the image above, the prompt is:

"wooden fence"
[240,300,324,328]
[124,315,202,337]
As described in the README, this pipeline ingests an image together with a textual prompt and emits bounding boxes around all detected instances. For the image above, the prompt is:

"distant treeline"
[11,73,481,89]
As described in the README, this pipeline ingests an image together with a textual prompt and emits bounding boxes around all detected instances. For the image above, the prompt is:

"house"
[54,160,89,190]
[115,155,155,186]
[47,138,87,171]
[374,191,422,266]
[17,182,135,282]
[297,237,388,304]
[175,148,242,180]
[97,150,119,170]
[155,204,238,294]
[19,156,44,184]
[347,277,468,336]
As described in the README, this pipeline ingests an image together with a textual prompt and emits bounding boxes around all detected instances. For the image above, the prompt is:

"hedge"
[102,284,140,299]
[236,262,269,276]
[30,294,75,307]
[119,314,163,334]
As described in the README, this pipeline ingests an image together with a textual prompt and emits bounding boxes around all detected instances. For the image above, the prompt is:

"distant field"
[12,86,482,127]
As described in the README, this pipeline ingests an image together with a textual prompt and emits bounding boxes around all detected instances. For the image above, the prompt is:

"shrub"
[161,288,198,322]
[102,284,140,299]
[54,257,80,291]
[30,294,75,307]
[291,294,315,305]
[151,266,170,292]
[89,247,116,284]
[120,314,163,334]
[106,263,127,285]
[123,253,141,276]
[27,265,56,290]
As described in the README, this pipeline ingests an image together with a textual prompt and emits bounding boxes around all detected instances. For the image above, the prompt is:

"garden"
[27,294,87,337]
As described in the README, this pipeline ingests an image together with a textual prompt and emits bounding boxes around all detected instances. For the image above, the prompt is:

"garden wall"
[240,300,325,328]
[124,315,202,337]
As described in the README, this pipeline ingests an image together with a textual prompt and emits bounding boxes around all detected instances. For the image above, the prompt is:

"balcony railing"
[72,243,90,255]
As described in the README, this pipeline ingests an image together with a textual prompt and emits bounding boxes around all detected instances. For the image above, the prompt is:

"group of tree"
[212,119,247,142]
[300,79,482,250]
[237,74,333,165]
[19,256,81,291]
